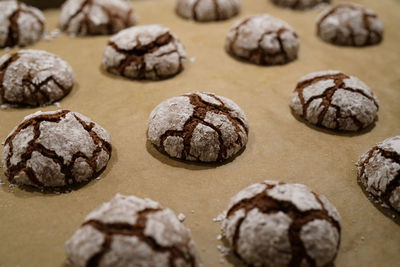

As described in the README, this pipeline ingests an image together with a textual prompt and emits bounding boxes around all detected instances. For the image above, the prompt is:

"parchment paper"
[1,0,400,266]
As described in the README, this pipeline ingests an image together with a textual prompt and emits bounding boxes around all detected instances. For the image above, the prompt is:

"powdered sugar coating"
[2,110,112,188]
[0,49,74,107]
[290,70,379,131]
[271,0,330,10]
[222,180,341,266]
[317,3,384,46]
[60,0,137,36]
[357,136,400,212]
[102,24,186,80]
[176,0,241,21]
[65,194,201,267]
[148,91,249,162]
[0,0,45,48]
[226,14,299,65]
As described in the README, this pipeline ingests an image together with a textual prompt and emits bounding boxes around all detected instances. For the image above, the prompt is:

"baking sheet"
[1,0,400,266]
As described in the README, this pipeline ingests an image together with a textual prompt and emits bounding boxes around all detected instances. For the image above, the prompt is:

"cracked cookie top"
[65,194,201,267]
[148,92,249,163]
[0,0,45,48]
[317,3,384,46]
[176,0,241,22]
[102,25,186,80]
[357,136,400,212]
[221,180,341,267]
[0,49,74,107]
[225,14,299,65]
[60,0,137,36]
[271,0,330,10]
[290,70,379,131]
[2,110,112,189]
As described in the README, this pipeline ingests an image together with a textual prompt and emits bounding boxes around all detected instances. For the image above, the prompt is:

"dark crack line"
[84,208,195,267]
[227,182,340,267]
[63,0,92,32]
[158,94,247,161]
[0,53,20,102]
[229,18,251,54]
[5,111,111,188]
[295,73,376,130]
[108,32,177,79]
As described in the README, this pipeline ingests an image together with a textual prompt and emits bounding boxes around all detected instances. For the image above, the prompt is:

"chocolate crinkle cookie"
[2,110,112,189]
[357,136,400,212]
[66,194,201,267]
[271,0,330,10]
[176,0,241,21]
[148,92,249,163]
[0,0,45,48]
[60,0,137,36]
[0,49,74,107]
[226,14,299,65]
[317,3,384,46]
[221,180,341,267]
[290,70,379,131]
[102,25,186,80]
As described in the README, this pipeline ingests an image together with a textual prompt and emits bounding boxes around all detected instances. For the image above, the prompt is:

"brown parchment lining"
[0,0,400,266]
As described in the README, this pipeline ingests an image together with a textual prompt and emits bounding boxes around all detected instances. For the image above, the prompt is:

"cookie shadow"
[1,146,118,197]
[145,139,246,170]
[357,178,400,225]
[225,50,298,68]
[290,109,377,137]
[98,64,185,83]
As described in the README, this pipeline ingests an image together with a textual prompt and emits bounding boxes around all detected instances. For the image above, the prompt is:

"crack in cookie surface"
[293,72,378,131]
[227,15,299,65]
[2,2,44,47]
[62,0,135,35]
[226,182,340,267]
[0,51,74,106]
[317,4,383,46]
[104,27,185,80]
[84,208,196,267]
[3,110,111,188]
[157,93,248,162]
[358,144,400,208]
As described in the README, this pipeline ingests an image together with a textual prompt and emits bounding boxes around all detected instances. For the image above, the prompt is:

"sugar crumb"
[177,213,186,222]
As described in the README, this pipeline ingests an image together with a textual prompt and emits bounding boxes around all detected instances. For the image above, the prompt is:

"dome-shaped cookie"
[102,25,186,80]
[357,136,400,212]
[317,3,384,46]
[226,14,299,65]
[148,92,249,162]
[66,194,201,267]
[271,0,330,10]
[0,49,74,107]
[0,0,45,48]
[2,110,112,189]
[176,0,241,21]
[290,70,379,131]
[221,180,341,267]
[60,0,137,36]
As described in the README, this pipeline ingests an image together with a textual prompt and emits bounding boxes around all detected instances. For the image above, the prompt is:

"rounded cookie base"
[176,0,241,22]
